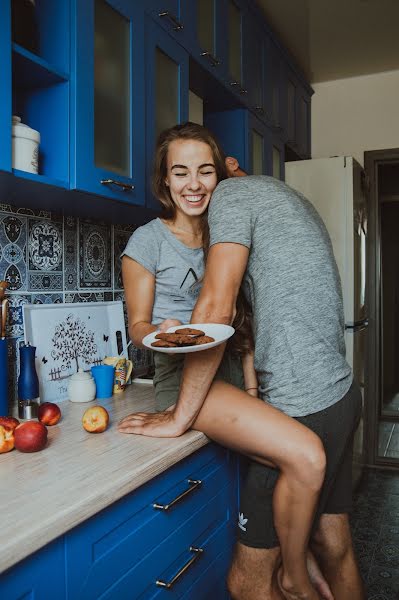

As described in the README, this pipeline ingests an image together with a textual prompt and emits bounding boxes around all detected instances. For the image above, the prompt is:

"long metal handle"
[100,179,135,191]
[230,81,247,94]
[200,51,220,67]
[158,11,184,30]
[153,479,202,511]
[156,547,204,589]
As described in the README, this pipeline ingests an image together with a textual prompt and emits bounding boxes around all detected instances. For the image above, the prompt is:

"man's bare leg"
[227,543,284,600]
[311,513,365,600]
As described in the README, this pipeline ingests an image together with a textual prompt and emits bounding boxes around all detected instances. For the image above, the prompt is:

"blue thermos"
[18,343,40,419]
[0,338,8,416]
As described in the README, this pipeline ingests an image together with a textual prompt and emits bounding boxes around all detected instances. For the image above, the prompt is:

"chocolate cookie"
[175,327,205,337]
[155,332,196,345]
[151,340,178,348]
[192,335,215,345]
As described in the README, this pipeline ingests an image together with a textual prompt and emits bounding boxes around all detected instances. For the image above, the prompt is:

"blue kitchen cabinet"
[0,538,66,600]
[0,444,239,600]
[205,109,272,176]
[0,0,70,187]
[145,18,189,210]
[146,1,190,49]
[186,0,225,82]
[70,0,145,205]
[282,65,312,158]
[271,135,285,181]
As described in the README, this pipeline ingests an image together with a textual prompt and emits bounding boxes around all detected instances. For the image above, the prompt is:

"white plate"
[143,323,235,354]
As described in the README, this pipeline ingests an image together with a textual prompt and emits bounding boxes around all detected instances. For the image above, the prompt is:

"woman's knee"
[289,433,326,492]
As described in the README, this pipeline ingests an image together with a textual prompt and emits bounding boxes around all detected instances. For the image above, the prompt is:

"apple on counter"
[0,424,15,453]
[82,405,109,433]
[0,416,20,431]
[14,421,48,453]
[38,402,61,426]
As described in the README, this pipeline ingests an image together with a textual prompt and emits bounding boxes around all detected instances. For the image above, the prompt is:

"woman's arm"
[122,256,157,348]
[242,351,259,397]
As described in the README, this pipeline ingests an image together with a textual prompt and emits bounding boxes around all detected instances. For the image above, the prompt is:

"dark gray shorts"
[238,379,362,549]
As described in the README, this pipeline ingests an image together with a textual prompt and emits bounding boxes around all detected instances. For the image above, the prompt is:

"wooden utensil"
[1,298,9,339]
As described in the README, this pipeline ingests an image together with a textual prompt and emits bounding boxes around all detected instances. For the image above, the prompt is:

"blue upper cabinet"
[188,0,225,80]
[243,15,266,121]
[147,0,191,49]
[70,0,145,205]
[145,18,189,209]
[282,64,312,158]
[224,0,250,100]
[0,0,70,186]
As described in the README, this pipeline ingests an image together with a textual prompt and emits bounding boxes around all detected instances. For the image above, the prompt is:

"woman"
[119,122,330,600]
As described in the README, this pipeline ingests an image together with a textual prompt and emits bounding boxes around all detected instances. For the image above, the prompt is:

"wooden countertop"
[0,384,208,574]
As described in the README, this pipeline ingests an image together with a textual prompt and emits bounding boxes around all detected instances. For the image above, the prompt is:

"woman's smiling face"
[165,139,218,218]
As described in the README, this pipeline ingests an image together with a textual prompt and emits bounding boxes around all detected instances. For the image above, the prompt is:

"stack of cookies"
[151,327,215,348]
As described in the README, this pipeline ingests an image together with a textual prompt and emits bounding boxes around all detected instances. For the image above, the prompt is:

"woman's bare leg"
[191,380,326,600]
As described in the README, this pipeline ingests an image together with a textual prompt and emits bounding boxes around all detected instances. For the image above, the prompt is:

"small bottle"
[18,342,40,419]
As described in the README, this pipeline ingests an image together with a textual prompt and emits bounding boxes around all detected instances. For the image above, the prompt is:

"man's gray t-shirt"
[122,218,203,325]
[209,176,352,417]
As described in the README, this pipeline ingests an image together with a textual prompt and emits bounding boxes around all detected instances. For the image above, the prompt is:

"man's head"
[225,157,248,178]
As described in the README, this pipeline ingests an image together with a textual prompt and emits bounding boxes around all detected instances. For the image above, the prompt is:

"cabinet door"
[0,538,66,600]
[268,40,283,134]
[148,1,189,47]
[272,136,285,181]
[225,0,249,99]
[243,17,266,120]
[296,86,311,159]
[284,67,298,149]
[0,1,11,173]
[248,114,272,176]
[71,0,144,204]
[189,0,224,81]
[145,19,189,209]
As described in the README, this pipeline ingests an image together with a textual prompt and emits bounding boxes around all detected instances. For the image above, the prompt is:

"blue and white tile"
[79,220,111,289]
[64,216,78,290]
[28,218,63,290]
[113,227,135,290]
[0,213,27,291]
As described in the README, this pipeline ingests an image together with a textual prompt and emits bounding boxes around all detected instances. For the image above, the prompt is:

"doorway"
[365,149,399,466]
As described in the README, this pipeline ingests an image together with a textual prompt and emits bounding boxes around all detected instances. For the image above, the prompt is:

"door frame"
[364,147,399,467]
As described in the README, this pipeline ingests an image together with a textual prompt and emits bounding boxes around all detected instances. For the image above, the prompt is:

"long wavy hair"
[152,122,253,355]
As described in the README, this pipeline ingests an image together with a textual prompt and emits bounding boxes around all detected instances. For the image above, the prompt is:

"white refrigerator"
[285,156,368,487]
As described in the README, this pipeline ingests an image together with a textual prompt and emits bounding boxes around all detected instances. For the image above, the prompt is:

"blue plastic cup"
[91,365,115,399]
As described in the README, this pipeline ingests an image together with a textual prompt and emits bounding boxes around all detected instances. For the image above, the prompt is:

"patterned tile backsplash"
[0,203,153,413]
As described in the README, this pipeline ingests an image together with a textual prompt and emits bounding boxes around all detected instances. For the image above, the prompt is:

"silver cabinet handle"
[100,179,135,191]
[158,11,184,30]
[153,479,202,511]
[156,547,204,589]
[230,81,247,94]
[254,105,265,115]
[200,51,220,67]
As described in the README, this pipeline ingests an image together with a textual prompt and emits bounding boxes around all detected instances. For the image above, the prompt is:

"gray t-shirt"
[209,176,352,417]
[122,218,203,325]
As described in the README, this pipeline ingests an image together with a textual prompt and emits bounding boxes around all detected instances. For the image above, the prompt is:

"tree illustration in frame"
[51,313,98,372]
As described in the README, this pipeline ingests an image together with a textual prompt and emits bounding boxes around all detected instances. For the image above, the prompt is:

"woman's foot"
[307,551,334,600]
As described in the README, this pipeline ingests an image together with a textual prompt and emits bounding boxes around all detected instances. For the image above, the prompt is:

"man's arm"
[173,242,250,429]
[118,242,249,437]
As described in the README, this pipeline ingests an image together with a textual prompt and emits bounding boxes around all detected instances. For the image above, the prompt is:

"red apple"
[0,424,15,453]
[82,405,109,433]
[14,421,48,453]
[0,416,20,431]
[38,402,61,426]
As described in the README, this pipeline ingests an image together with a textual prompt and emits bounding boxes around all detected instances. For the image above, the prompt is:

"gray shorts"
[238,379,362,549]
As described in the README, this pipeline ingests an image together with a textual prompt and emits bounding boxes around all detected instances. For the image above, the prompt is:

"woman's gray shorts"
[237,379,362,549]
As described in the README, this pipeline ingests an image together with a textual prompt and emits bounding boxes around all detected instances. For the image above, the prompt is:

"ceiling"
[256,0,399,83]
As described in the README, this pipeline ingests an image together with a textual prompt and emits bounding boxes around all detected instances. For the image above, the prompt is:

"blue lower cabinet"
[0,445,238,600]
[0,538,66,600]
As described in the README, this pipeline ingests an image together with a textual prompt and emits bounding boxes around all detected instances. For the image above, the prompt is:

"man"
[120,158,364,599]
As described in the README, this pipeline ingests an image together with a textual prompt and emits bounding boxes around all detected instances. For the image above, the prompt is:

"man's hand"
[117,409,186,438]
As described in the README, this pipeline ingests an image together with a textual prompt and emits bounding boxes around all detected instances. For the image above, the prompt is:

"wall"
[311,69,399,166]
[1,203,152,413]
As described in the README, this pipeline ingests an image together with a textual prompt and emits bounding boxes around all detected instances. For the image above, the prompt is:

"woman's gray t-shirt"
[122,218,204,325]
[208,176,352,417]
